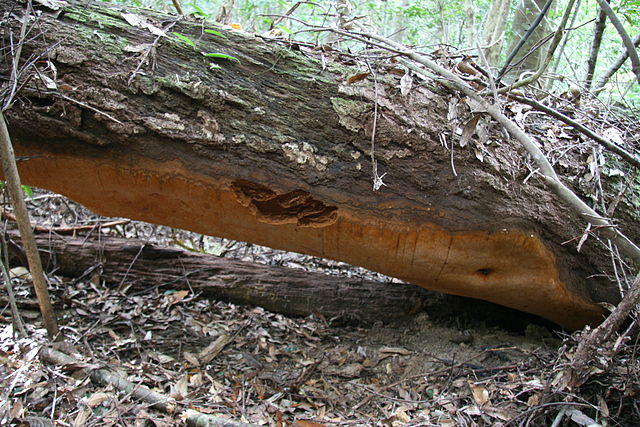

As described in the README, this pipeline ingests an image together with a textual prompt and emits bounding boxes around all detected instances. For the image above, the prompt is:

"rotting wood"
[2,0,638,328]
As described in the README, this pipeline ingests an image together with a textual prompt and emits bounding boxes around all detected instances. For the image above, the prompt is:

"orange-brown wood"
[16,150,604,329]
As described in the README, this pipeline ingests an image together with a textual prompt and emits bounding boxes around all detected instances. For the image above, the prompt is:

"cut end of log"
[14,150,607,329]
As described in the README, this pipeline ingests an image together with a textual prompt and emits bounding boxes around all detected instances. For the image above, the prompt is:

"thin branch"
[495,0,555,84]
[0,230,27,336]
[593,33,640,93]
[507,93,640,169]
[595,0,640,85]
[40,348,262,427]
[4,0,32,110]
[569,272,640,386]
[492,0,577,94]
[584,3,608,91]
[0,111,59,339]
[49,92,123,124]
[548,0,582,88]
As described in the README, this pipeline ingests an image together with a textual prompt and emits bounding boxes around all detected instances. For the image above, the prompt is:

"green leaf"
[208,63,222,70]
[170,32,196,48]
[201,52,240,63]
[204,29,227,38]
[192,5,208,17]
[21,185,33,197]
[276,25,293,35]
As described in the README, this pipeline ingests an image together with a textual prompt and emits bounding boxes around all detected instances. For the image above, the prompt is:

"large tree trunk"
[1,0,635,328]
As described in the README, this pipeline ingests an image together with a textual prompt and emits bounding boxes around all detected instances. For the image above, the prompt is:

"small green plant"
[170,27,238,71]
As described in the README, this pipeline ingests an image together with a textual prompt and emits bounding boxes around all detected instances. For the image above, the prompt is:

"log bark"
[16,230,435,323]
[1,0,637,328]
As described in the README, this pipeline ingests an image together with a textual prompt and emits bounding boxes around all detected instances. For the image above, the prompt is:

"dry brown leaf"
[379,346,412,355]
[167,290,189,305]
[386,67,406,76]
[468,381,490,405]
[86,392,112,408]
[73,408,92,427]
[484,406,517,420]
[459,114,481,148]
[393,406,411,423]
[347,72,370,84]
[182,351,200,366]
[456,60,478,75]
[400,72,412,96]
[9,399,23,419]
[293,420,327,427]
[170,375,189,400]
[598,394,609,418]
[198,334,232,364]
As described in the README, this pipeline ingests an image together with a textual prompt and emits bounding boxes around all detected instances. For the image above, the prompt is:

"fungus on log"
[2,0,636,329]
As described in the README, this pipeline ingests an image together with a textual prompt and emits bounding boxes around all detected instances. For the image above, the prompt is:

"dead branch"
[0,230,26,335]
[584,4,608,91]
[567,272,640,387]
[2,210,129,234]
[593,33,640,93]
[495,0,554,84]
[507,92,640,169]
[493,0,577,94]
[9,230,434,324]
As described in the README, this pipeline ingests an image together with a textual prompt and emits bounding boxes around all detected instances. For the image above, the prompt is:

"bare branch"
[584,4,608,90]
[508,93,640,169]
[0,111,59,339]
[595,0,640,86]
[593,33,640,93]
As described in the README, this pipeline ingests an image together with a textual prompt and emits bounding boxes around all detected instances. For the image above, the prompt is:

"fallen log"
[19,230,435,324]
[3,0,637,327]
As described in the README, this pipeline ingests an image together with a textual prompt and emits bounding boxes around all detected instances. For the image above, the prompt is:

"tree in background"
[481,0,512,66]
[503,0,554,79]
[584,1,609,90]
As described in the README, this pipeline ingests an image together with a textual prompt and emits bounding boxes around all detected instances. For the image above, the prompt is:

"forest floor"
[0,192,637,426]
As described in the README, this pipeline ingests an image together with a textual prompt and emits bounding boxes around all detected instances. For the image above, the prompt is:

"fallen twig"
[40,347,261,427]
[2,210,129,234]
[507,93,640,169]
